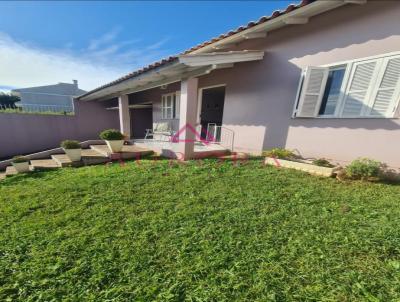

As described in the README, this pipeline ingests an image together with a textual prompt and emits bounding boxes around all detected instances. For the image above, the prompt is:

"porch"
[79,50,265,159]
[133,139,229,159]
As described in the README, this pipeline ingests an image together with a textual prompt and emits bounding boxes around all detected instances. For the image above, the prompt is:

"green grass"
[0,159,399,301]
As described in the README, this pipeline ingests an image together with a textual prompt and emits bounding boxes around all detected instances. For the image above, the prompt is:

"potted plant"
[99,129,125,152]
[12,156,30,173]
[61,140,82,162]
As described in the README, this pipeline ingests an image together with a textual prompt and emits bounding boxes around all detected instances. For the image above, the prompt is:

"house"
[77,0,400,168]
[12,80,86,112]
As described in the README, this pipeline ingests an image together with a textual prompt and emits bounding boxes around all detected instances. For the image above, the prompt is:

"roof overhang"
[190,0,358,54]
[79,50,264,101]
[106,104,153,110]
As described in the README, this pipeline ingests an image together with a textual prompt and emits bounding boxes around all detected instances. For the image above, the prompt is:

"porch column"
[177,77,199,160]
[118,94,131,138]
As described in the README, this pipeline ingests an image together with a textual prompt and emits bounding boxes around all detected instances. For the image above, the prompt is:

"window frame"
[294,51,400,119]
[161,92,180,120]
[318,65,348,118]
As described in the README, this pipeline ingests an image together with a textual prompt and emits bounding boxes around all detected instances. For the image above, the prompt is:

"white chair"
[144,122,174,141]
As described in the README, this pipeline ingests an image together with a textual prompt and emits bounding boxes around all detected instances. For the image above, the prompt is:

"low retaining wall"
[0,100,118,159]
[0,140,106,171]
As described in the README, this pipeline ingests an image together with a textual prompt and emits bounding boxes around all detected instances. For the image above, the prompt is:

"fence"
[0,103,74,115]
[0,100,118,159]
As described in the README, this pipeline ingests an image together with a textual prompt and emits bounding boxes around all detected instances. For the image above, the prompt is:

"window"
[319,67,346,116]
[161,92,180,119]
[294,53,400,118]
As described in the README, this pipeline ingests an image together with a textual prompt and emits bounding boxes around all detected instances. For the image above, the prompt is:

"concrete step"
[90,144,153,160]
[0,172,5,180]
[5,166,18,176]
[81,149,109,165]
[218,152,249,160]
[192,148,230,159]
[5,165,34,176]
[30,159,59,170]
[51,154,83,168]
[52,149,109,167]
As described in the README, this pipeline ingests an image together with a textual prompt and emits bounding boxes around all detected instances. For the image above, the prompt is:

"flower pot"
[105,140,124,153]
[12,161,30,173]
[64,148,82,162]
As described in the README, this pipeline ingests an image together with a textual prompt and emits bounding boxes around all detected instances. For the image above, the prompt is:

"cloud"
[87,27,121,51]
[0,31,171,91]
[146,37,170,50]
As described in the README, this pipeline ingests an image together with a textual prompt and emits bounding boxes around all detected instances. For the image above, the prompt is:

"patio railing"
[198,124,235,151]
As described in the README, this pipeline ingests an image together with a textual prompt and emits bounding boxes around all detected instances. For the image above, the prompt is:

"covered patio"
[79,50,264,159]
[133,139,229,159]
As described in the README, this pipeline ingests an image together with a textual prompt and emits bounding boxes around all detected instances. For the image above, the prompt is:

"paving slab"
[5,166,18,176]
[30,159,59,170]
[90,144,153,160]
[51,154,83,167]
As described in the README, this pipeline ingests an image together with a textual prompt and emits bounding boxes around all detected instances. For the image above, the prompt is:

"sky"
[0,1,293,92]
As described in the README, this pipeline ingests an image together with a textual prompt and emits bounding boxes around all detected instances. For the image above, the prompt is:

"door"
[200,86,225,140]
[130,107,153,139]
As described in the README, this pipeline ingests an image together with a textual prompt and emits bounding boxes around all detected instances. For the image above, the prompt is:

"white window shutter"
[368,56,400,117]
[341,60,379,117]
[296,67,329,117]
[175,91,180,119]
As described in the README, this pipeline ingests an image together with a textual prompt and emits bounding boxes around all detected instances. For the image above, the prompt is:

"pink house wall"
[197,0,400,167]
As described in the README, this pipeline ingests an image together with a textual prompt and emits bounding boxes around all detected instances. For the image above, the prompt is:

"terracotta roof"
[79,0,316,99]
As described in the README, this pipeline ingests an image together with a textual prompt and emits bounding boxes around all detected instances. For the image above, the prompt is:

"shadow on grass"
[1,169,59,186]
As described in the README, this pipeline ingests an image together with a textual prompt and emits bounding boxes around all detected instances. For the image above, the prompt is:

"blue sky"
[0,1,293,91]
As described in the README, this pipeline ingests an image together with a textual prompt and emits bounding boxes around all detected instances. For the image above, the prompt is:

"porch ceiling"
[80,50,264,101]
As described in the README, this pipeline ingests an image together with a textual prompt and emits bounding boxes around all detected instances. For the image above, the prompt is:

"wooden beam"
[344,0,366,4]
[283,17,309,25]
[211,63,234,70]
[112,66,212,97]
[242,32,267,40]
[212,43,236,50]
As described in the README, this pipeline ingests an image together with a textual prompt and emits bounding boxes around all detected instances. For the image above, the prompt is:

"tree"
[0,93,20,108]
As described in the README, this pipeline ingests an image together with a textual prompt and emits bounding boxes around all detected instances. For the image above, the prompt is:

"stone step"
[52,150,109,167]
[30,159,59,170]
[5,165,35,176]
[51,154,83,168]
[81,149,109,165]
[5,166,18,176]
[192,149,230,159]
[0,173,5,180]
[90,144,153,160]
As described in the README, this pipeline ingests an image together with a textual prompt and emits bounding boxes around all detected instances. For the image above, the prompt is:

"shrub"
[12,156,29,163]
[61,140,81,149]
[99,129,124,141]
[345,158,382,180]
[263,148,296,159]
[312,158,334,168]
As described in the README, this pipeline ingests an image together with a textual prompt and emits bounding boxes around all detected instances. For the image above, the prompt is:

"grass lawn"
[0,158,399,301]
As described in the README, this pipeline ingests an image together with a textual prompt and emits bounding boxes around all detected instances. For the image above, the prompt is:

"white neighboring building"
[12,80,86,112]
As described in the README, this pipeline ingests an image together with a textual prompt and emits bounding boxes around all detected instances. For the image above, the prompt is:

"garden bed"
[265,157,339,177]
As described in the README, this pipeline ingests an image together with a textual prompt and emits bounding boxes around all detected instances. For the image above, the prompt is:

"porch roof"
[78,50,264,101]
